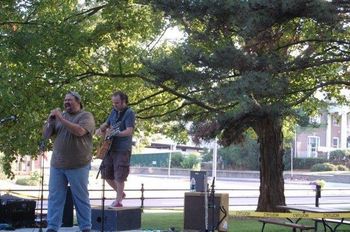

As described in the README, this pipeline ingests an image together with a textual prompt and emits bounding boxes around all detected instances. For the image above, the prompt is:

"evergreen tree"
[145,0,350,211]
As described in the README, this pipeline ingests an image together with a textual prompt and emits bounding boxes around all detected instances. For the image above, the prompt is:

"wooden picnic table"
[277,205,350,232]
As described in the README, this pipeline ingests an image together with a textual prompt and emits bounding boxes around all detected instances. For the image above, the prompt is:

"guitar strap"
[115,107,130,123]
[110,107,130,132]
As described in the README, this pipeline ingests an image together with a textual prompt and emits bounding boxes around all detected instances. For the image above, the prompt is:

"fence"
[1,183,350,214]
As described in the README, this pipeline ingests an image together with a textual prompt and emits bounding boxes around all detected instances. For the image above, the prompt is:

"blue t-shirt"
[106,107,135,151]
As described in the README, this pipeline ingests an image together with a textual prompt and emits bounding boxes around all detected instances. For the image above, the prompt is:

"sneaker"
[46,229,57,232]
[109,200,123,208]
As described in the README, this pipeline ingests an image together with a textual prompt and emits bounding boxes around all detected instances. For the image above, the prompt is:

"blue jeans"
[47,164,91,231]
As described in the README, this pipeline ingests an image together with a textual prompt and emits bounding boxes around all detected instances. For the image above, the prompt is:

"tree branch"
[131,90,166,105]
[287,79,350,107]
[286,57,350,72]
[136,96,180,114]
[137,102,189,119]
[63,4,108,22]
[137,75,221,113]
[276,38,350,51]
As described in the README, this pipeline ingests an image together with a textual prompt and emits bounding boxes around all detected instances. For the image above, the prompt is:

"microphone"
[0,115,17,123]
[49,108,61,120]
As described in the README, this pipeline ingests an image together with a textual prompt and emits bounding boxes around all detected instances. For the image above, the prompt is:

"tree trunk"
[255,115,286,212]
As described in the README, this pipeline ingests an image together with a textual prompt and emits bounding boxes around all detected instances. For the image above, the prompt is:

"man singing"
[43,91,95,232]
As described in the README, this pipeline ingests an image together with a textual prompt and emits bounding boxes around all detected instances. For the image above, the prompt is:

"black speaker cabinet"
[190,171,207,192]
[184,192,229,232]
[0,194,36,228]
[91,206,141,231]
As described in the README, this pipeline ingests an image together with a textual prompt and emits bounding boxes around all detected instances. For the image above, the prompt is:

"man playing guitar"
[96,91,135,207]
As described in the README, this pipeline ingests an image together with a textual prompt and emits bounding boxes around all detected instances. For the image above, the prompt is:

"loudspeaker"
[190,171,207,192]
[0,194,36,228]
[91,206,141,231]
[184,192,229,232]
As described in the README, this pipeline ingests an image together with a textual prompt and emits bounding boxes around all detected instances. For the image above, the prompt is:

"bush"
[310,179,326,188]
[329,150,350,165]
[310,162,337,172]
[171,153,184,168]
[218,137,260,170]
[15,172,41,186]
[181,154,200,169]
[287,158,328,170]
[336,164,349,171]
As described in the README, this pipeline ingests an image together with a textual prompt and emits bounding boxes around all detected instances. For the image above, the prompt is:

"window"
[332,137,339,148]
[309,115,321,124]
[332,114,340,126]
[307,136,320,158]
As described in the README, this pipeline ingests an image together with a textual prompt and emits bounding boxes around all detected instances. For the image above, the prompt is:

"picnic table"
[278,205,350,232]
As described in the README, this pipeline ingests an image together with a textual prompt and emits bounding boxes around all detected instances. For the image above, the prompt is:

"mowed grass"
[141,211,350,232]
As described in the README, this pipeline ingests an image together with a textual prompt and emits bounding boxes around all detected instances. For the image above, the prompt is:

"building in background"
[295,105,350,158]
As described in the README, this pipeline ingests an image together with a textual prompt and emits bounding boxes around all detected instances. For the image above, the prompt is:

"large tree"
[0,1,182,177]
[142,0,350,211]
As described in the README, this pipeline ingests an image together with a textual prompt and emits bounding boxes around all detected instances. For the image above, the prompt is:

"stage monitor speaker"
[91,206,141,231]
[184,192,229,232]
[190,171,207,192]
[0,194,36,228]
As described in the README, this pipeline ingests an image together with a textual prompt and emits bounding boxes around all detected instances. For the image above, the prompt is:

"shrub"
[15,172,41,186]
[329,150,350,162]
[336,164,349,171]
[181,154,200,169]
[310,162,337,172]
[171,153,184,168]
[218,137,260,170]
[310,179,326,188]
[287,158,328,170]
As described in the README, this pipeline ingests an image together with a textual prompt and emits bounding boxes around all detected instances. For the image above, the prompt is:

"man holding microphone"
[43,91,95,232]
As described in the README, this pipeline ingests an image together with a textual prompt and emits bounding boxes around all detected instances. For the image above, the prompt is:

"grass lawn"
[141,210,350,231]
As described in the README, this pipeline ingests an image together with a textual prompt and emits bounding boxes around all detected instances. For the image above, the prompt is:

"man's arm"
[59,118,88,136]
[43,122,55,139]
[51,109,88,137]
[116,127,134,137]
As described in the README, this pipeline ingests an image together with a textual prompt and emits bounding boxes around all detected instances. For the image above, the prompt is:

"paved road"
[3,172,350,210]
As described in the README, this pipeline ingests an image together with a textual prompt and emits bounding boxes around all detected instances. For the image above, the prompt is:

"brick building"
[295,105,350,158]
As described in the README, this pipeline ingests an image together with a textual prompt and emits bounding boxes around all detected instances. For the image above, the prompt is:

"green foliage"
[0,1,186,177]
[329,150,350,164]
[310,179,326,189]
[310,162,337,172]
[336,165,349,171]
[218,137,260,170]
[171,153,184,168]
[180,154,200,169]
[201,132,260,170]
[287,158,328,170]
[15,171,41,186]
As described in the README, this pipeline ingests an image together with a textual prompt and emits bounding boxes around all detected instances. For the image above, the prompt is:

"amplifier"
[0,194,36,228]
[91,206,141,231]
[184,192,229,232]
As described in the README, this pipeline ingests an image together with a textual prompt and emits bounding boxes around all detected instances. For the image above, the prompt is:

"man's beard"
[65,103,73,113]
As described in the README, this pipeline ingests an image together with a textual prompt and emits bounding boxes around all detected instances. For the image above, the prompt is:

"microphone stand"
[96,144,112,232]
[38,140,47,232]
[210,177,216,232]
[204,175,208,232]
